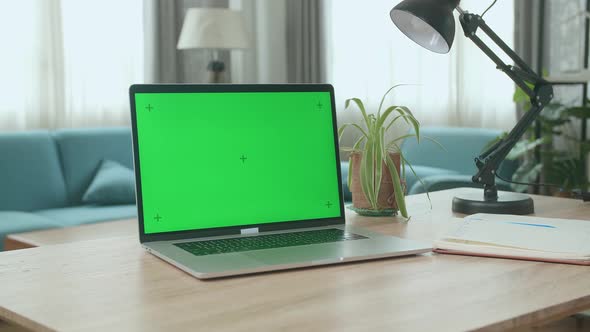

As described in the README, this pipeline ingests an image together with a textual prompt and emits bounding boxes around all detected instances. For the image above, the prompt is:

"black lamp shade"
[390,0,459,54]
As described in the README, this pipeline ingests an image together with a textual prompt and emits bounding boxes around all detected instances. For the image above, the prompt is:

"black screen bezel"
[129,84,346,244]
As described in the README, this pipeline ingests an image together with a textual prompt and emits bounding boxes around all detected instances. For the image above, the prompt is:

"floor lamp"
[177,8,250,84]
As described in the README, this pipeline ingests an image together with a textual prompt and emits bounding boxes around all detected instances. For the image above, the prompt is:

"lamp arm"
[456,11,554,200]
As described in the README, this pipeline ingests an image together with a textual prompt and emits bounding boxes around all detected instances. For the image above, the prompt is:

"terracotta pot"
[349,152,404,210]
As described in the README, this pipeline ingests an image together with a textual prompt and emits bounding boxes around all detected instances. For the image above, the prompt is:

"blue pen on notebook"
[504,221,556,229]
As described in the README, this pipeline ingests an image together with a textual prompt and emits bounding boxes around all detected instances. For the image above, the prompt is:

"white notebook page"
[441,214,590,255]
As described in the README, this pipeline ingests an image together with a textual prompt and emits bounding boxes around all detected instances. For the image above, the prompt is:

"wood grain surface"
[0,188,589,332]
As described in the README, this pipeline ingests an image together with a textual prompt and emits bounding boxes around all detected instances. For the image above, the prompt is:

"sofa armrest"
[408,174,513,195]
[340,162,352,202]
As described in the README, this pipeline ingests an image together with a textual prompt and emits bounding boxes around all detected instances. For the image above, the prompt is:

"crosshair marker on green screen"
[134,92,341,234]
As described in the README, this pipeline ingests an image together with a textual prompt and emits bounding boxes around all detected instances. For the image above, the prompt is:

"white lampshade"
[177,8,250,50]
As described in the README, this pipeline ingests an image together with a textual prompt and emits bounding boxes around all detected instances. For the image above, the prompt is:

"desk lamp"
[390,0,554,215]
[177,8,250,83]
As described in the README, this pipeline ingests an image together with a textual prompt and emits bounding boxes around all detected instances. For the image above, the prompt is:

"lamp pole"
[450,7,554,214]
[390,0,554,214]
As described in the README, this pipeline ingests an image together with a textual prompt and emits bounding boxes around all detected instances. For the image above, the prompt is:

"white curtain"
[229,0,288,84]
[325,0,516,131]
[0,0,144,131]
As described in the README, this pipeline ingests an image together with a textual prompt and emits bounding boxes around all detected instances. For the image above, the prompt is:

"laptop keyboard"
[174,228,367,256]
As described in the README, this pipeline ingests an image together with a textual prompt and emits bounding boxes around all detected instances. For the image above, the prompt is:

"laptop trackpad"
[243,240,377,266]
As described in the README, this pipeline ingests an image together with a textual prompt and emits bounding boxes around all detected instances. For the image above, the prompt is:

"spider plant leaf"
[339,123,369,139]
[370,138,379,206]
[352,135,366,151]
[347,156,353,191]
[360,138,376,208]
[338,124,348,141]
[385,114,408,131]
[374,129,384,207]
[376,105,401,129]
[386,153,408,218]
[421,135,446,151]
[400,152,432,209]
[384,113,419,131]
[377,84,417,117]
[387,134,445,152]
[382,108,420,142]
[396,106,420,142]
[345,98,370,129]
[388,134,416,145]
[388,140,432,209]
[397,105,416,118]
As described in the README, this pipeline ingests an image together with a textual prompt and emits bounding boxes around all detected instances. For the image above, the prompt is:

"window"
[325,0,516,130]
[0,0,144,130]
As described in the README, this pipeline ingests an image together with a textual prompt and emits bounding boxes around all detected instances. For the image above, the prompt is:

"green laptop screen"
[134,91,342,234]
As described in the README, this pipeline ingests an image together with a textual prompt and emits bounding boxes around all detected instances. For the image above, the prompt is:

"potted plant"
[494,86,590,195]
[339,85,423,219]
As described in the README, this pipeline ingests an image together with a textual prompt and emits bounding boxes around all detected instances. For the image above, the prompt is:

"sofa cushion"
[0,212,61,250]
[408,174,513,195]
[404,165,459,195]
[83,160,136,205]
[401,127,503,176]
[35,205,137,227]
[53,128,134,205]
[340,162,352,202]
[0,131,68,211]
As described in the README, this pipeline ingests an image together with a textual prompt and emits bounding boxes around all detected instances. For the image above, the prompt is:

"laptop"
[129,84,431,279]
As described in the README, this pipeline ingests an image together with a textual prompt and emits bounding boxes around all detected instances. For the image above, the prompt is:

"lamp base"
[452,191,534,215]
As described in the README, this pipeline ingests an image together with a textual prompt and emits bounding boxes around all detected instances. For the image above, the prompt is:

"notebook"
[434,214,590,265]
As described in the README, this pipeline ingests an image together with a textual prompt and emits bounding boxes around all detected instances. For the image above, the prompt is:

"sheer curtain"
[0,0,144,131]
[325,0,516,131]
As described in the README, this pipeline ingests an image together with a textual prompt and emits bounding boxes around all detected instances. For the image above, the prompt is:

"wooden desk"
[0,188,589,332]
[4,219,136,250]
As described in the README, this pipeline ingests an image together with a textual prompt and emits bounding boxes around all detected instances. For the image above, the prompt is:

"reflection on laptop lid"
[130,85,344,239]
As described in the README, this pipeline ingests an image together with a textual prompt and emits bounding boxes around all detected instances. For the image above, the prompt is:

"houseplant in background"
[339,85,425,219]
[491,87,590,195]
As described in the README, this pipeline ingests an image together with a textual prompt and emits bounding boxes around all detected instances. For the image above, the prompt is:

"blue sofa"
[0,128,137,250]
[340,127,517,198]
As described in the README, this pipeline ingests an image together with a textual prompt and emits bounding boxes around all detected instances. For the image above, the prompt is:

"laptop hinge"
[240,227,259,235]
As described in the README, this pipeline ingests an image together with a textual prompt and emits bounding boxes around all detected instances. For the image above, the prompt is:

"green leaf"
[562,106,590,119]
[510,161,543,192]
[421,135,446,151]
[388,140,433,209]
[388,134,416,146]
[381,106,421,143]
[360,139,376,208]
[483,132,508,152]
[377,84,416,117]
[387,134,446,152]
[400,153,432,209]
[376,106,403,129]
[351,135,366,151]
[345,98,370,129]
[338,123,369,141]
[506,138,545,160]
[385,114,409,131]
[396,106,420,142]
[373,128,385,207]
[386,153,408,218]
[347,156,353,191]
